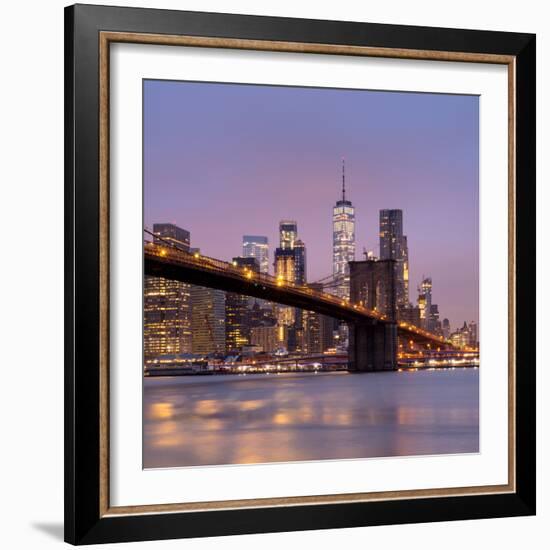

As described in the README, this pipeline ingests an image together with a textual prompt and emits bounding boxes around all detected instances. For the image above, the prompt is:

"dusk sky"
[144,80,479,330]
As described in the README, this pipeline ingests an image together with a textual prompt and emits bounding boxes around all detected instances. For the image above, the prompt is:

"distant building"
[430,304,442,335]
[242,235,269,274]
[151,223,190,251]
[468,321,478,348]
[417,277,438,332]
[225,257,258,352]
[144,223,192,360]
[274,220,308,351]
[398,304,421,327]
[250,325,278,353]
[301,283,335,354]
[293,239,307,284]
[450,323,470,349]
[249,301,277,327]
[144,276,192,360]
[332,160,355,300]
[442,318,451,339]
[379,209,409,307]
[191,285,226,354]
[279,220,297,250]
[450,321,477,349]
[274,248,298,327]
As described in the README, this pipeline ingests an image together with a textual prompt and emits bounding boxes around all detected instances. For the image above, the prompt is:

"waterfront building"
[332,160,355,299]
[191,285,226,355]
[450,322,471,349]
[302,309,322,354]
[301,283,335,354]
[225,257,259,352]
[242,235,269,274]
[468,321,478,348]
[379,209,409,306]
[144,223,192,360]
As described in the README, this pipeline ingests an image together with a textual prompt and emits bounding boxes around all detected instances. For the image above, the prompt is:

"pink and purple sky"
[144,80,479,330]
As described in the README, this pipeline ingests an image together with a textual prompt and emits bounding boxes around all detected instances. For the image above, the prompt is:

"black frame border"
[65,3,536,545]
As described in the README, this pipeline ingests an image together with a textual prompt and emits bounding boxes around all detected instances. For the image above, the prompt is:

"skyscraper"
[152,223,190,251]
[442,318,451,340]
[332,160,355,299]
[274,220,307,351]
[293,239,307,284]
[279,220,297,250]
[302,283,334,354]
[191,285,226,355]
[417,277,441,333]
[143,223,192,360]
[379,209,409,307]
[225,257,259,352]
[242,235,269,274]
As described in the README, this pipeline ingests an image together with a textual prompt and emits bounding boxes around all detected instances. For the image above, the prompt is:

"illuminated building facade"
[398,304,421,327]
[302,283,335,354]
[450,322,472,349]
[279,220,297,250]
[242,235,269,274]
[332,160,355,299]
[417,277,442,333]
[144,223,192,360]
[379,209,409,307]
[152,223,190,251]
[191,285,226,354]
[469,321,478,348]
[225,257,259,352]
[274,221,307,351]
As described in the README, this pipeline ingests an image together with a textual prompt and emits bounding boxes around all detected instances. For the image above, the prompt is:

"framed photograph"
[65,4,536,545]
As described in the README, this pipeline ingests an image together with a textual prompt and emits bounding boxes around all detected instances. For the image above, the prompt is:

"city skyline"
[144,80,479,329]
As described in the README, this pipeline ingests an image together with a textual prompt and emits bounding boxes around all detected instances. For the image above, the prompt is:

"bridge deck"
[144,241,450,346]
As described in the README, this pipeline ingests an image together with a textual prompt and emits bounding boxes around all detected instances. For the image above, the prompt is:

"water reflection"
[143,370,479,468]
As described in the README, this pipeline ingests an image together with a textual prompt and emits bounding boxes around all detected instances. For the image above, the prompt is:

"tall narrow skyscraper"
[332,159,356,299]
[274,220,307,351]
[379,209,409,306]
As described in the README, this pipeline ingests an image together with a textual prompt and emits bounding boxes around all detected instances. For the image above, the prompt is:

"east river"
[143,369,479,468]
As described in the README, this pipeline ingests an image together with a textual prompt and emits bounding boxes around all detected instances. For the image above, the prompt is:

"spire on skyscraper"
[342,157,346,202]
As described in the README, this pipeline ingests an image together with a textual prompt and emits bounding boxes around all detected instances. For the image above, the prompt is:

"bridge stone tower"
[348,259,398,371]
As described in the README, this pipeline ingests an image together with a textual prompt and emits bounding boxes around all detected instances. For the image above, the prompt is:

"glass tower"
[332,160,355,299]
[242,235,269,274]
[379,209,409,307]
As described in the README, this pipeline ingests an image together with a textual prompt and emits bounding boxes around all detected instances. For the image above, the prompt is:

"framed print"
[64,4,536,545]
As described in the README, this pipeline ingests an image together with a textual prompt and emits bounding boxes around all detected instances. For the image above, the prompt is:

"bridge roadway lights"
[348,321,398,372]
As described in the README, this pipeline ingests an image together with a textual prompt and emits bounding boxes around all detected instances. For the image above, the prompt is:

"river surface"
[143,369,479,468]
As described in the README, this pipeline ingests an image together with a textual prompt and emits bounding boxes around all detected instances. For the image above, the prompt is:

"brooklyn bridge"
[144,231,455,372]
